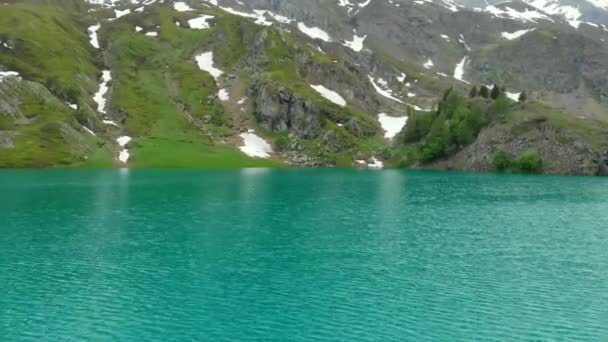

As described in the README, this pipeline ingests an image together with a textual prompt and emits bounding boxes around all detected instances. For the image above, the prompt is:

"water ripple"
[1,169,607,341]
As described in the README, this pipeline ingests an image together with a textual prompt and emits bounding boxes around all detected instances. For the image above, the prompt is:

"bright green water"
[1,169,607,341]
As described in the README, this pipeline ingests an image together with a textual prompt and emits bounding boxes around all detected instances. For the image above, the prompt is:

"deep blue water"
[1,169,607,341]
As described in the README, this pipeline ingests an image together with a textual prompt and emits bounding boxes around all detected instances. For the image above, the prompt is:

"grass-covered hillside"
[0,3,112,167]
[1,0,392,168]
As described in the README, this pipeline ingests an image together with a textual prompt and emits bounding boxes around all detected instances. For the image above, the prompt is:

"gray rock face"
[470,31,608,95]
[598,150,608,175]
[0,131,15,149]
[0,77,25,117]
[219,0,608,118]
[296,54,380,114]
[252,81,322,138]
[444,121,601,175]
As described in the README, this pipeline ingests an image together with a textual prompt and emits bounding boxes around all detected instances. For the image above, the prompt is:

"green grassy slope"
[0,79,113,168]
[0,3,99,101]
[102,6,284,168]
[0,3,113,168]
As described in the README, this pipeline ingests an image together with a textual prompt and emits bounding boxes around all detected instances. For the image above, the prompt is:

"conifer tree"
[518,91,527,102]
[469,86,478,98]
[490,84,500,100]
[479,85,490,98]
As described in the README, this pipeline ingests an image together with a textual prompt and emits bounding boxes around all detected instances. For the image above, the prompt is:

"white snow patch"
[0,71,20,82]
[423,58,434,69]
[310,84,346,107]
[88,24,101,49]
[117,136,132,147]
[82,126,96,136]
[368,76,404,104]
[103,119,118,127]
[115,9,131,19]
[219,7,272,26]
[93,70,112,114]
[298,22,332,42]
[118,150,130,163]
[378,113,408,139]
[359,0,372,8]
[145,31,158,37]
[459,34,471,51]
[453,56,468,83]
[239,131,273,158]
[505,91,521,101]
[343,32,366,51]
[173,1,193,11]
[501,28,535,40]
[188,15,214,29]
[526,0,581,20]
[218,88,230,101]
[265,11,293,24]
[484,5,552,23]
[117,136,132,164]
[195,52,223,81]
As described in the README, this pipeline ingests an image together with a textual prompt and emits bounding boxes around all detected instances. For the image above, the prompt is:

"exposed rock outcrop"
[442,121,601,175]
[252,81,322,138]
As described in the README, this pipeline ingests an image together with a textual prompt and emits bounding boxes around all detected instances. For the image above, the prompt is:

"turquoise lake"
[1,169,607,341]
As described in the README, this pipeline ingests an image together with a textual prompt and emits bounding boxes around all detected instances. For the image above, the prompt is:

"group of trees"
[402,88,488,162]
[469,84,500,99]
[400,83,532,163]
[469,84,527,103]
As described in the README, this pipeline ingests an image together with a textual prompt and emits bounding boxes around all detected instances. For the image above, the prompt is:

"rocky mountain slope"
[1,0,608,174]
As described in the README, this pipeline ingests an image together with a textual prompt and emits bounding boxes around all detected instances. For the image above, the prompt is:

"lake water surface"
[1,169,607,341]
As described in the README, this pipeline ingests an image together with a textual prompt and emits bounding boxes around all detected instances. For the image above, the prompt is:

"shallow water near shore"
[1,169,607,341]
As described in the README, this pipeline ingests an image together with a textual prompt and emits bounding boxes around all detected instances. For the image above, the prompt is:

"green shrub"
[274,135,289,151]
[512,150,543,173]
[421,141,446,162]
[492,150,511,172]
[492,97,511,115]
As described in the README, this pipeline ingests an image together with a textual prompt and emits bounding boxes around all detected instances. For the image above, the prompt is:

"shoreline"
[0,165,605,177]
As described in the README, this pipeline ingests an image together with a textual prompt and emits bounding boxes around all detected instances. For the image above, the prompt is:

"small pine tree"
[479,85,490,98]
[469,86,478,98]
[490,84,500,100]
[518,91,527,103]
